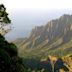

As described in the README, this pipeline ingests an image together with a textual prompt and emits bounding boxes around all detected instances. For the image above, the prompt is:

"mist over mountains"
[10,12,72,72]
[13,14,72,58]
[5,9,72,41]
[1,1,72,72]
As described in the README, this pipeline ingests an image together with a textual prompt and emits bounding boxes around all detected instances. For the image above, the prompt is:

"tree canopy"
[0,4,11,35]
[0,4,25,72]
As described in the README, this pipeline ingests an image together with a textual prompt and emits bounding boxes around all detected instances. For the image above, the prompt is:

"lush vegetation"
[0,4,25,72]
[0,33,70,72]
[0,34,26,72]
[13,14,72,59]
[0,4,72,72]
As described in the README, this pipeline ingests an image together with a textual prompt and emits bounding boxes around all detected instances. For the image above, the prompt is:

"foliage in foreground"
[0,34,27,72]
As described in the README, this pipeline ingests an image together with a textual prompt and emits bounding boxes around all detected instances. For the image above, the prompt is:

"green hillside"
[13,14,72,59]
[13,14,72,72]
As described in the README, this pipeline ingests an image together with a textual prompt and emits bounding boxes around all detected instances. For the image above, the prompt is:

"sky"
[0,0,72,41]
[1,0,72,10]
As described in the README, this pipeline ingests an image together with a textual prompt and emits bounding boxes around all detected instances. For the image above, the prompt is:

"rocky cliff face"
[13,14,72,72]
[30,14,72,43]
[14,14,72,49]
[14,14,72,59]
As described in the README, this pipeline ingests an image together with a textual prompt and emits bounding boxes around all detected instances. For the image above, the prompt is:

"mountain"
[13,14,72,59]
[13,14,72,72]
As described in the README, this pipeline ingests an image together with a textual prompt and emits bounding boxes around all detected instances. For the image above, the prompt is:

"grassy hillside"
[13,14,72,59]
[14,38,72,59]
[13,14,72,72]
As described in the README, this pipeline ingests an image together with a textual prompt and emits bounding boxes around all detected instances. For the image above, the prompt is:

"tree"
[0,4,26,72]
[0,4,11,35]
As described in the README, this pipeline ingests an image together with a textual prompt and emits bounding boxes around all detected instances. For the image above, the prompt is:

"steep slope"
[62,55,72,72]
[14,14,72,58]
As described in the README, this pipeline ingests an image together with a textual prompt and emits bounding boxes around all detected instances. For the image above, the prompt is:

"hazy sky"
[1,0,72,41]
[1,0,72,11]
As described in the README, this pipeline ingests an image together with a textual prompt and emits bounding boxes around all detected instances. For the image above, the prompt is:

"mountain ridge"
[13,14,72,71]
[13,14,72,58]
